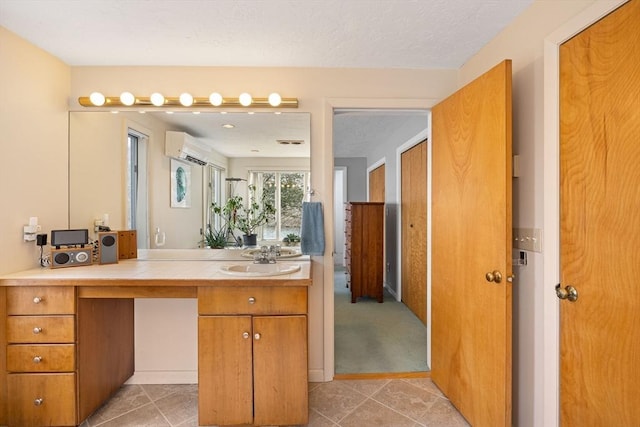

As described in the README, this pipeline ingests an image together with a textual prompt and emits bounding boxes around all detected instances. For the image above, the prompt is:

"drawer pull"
[33,327,43,334]
[248,297,256,304]
[242,332,250,339]
[34,398,44,406]
[33,356,43,363]
[254,333,261,340]
[33,296,44,304]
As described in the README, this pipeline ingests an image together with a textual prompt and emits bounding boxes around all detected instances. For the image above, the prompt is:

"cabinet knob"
[33,356,42,363]
[34,398,44,406]
[248,297,256,304]
[33,327,43,334]
[254,333,261,340]
[242,332,250,339]
[33,296,43,304]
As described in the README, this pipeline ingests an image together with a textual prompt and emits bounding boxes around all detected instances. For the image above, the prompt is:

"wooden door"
[369,164,386,282]
[559,1,640,424]
[401,141,427,324]
[198,316,253,426]
[253,315,308,426]
[368,164,385,202]
[431,60,512,427]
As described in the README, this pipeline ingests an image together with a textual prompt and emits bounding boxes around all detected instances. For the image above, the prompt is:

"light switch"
[513,227,542,252]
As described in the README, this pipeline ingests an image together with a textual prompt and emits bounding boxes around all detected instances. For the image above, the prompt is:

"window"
[250,171,310,241]
[206,164,224,232]
[126,129,148,248]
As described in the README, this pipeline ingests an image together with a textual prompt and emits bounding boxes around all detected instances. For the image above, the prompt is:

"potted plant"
[283,233,300,246]
[212,184,276,247]
[202,226,227,249]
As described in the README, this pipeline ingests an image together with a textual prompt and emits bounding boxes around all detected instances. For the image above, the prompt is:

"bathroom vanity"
[0,251,311,427]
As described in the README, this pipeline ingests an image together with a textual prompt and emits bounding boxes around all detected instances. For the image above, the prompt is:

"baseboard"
[125,371,198,384]
[126,369,326,384]
[384,282,400,301]
[308,369,326,383]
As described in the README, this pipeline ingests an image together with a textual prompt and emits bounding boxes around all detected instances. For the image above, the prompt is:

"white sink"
[220,263,302,277]
[241,247,302,259]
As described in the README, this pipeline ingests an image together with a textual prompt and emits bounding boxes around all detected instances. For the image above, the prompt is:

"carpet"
[334,267,429,374]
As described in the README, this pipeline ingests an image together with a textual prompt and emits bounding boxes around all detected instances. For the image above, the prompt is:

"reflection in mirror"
[69,112,310,250]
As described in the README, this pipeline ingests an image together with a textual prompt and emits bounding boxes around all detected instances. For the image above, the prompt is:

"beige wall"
[0,27,70,275]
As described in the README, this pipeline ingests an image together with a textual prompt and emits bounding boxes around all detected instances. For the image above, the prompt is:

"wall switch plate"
[513,227,542,252]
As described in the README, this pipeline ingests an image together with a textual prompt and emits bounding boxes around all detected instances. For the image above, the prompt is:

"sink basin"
[241,247,302,259]
[220,263,302,277]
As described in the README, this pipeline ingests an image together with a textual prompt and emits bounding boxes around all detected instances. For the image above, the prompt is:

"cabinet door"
[198,316,253,426]
[253,315,308,426]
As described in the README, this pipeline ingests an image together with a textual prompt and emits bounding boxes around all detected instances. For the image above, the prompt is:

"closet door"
[401,140,427,324]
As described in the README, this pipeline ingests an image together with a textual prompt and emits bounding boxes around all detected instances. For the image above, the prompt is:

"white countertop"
[0,249,311,286]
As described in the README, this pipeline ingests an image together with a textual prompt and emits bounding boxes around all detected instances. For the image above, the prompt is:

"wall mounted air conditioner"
[165,131,212,166]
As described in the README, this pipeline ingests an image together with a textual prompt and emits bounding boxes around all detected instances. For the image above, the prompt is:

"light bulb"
[120,92,135,106]
[89,92,105,106]
[239,92,252,107]
[179,93,193,107]
[150,92,165,107]
[209,92,223,106]
[268,93,282,107]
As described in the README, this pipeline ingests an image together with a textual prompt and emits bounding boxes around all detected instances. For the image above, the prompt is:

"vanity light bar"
[78,95,298,109]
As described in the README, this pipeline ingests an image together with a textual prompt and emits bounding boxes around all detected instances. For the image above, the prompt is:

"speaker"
[51,248,92,268]
[51,229,89,249]
[117,230,138,259]
[98,232,119,265]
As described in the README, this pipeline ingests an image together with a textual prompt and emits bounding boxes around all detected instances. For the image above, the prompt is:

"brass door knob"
[555,284,578,302]
[485,270,503,283]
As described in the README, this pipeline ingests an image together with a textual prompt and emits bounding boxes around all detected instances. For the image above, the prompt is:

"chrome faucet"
[253,245,281,264]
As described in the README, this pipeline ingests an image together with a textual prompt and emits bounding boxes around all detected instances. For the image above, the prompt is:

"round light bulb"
[120,92,135,106]
[150,92,165,107]
[89,92,106,106]
[179,92,194,107]
[209,92,223,106]
[239,92,252,107]
[268,93,282,107]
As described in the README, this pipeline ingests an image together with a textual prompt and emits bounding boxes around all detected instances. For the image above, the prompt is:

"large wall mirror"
[69,111,310,249]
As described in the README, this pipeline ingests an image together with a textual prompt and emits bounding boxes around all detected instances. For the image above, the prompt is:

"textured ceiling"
[0,0,533,69]
[1,0,533,157]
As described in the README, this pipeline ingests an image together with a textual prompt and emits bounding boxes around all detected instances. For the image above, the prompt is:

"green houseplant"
[211,184,276,247]
[202,226,227,249]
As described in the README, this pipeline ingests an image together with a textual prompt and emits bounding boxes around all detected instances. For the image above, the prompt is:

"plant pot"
[242,234,257,247]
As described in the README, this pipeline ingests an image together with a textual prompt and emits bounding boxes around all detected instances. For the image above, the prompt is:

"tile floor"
[80,378,469,426]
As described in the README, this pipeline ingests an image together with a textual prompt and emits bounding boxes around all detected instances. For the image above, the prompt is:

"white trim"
[126,370,198,384]
[541,1,627,426]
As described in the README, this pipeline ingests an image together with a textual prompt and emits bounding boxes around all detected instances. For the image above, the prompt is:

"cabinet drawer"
[7,316,75,343]
[7,373,77,427]
[199,286,307,315]
[7,286,75,315]
[7,344,76,372]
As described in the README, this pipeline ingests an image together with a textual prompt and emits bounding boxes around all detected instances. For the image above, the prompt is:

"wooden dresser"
[345,202,384,303]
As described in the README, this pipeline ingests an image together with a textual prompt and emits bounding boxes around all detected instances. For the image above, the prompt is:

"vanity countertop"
[0,254,312,287]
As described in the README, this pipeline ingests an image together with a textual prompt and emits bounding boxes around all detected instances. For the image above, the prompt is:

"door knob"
[555,284,579,302]
[485,270,503,283]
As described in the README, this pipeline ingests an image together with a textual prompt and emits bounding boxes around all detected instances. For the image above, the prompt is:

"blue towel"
[300,202,325,256]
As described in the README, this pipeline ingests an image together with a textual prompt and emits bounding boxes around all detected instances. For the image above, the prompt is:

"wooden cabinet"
[345,202,385,303]
[198,286,308,426]
[6,286,77,427]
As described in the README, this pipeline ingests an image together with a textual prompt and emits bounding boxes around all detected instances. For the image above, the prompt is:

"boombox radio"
[51,247,93,269]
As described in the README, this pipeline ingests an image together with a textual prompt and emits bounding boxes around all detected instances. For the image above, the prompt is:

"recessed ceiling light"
[222,124,235,129]
[251,149,259,152]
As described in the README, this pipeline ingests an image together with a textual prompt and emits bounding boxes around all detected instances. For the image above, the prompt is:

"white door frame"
[541,1,627,425]
[324,98,439,380]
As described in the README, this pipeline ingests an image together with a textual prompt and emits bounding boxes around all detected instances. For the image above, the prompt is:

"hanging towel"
[300,201,325,256]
